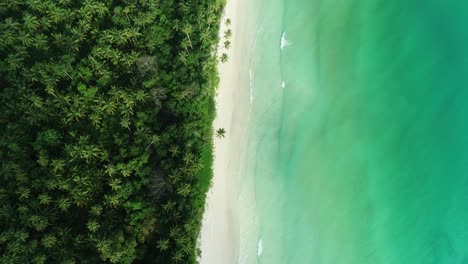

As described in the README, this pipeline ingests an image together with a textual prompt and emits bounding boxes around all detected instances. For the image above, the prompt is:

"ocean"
[236,0,468,263]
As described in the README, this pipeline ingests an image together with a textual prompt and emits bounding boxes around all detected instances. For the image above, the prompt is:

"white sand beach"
[199,0,252,263]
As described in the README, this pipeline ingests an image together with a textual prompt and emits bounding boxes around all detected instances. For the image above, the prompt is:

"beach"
[199,0,252,263]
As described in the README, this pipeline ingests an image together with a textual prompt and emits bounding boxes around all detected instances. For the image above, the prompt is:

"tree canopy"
[0,0,224,263]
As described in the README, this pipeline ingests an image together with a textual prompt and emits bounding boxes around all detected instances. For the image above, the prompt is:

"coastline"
[199,0,252,263]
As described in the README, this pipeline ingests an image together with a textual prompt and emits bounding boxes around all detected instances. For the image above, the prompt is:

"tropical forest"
[0,0,225,262]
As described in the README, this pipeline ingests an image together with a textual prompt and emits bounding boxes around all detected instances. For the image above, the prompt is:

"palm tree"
[4,18,20,31]
[38,194,51,205]
[18,31,33,47]
[224,29,232,39]
[182,152,194,165]
[224,40,231,49]
[172,19,180,32]
[90,205,103,216]
[29,215,48,231]
[169,226,180,238]
[225,18,232,26]
[163,200,176,212]
[177,184,191,197]
[109,178,122,191]
[182,24,193,49]
[146,135,160,151]
[87,220,100,233]
[33,34,48,50]
[179,2,190,14]
[1,31,16,48]
[6,53,24,70]
[178,52,188,65]
[216,128,226,138]
[169,145,180,157]
[169,170,182,183]
[157,239,170,251]
[172,251,184,263]
[18,187,31,199]
[220,53,228,63]
[200,29,211,48]
[23,13,40,31]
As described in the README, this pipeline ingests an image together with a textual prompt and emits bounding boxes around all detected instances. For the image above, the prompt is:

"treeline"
[0,0,224,263]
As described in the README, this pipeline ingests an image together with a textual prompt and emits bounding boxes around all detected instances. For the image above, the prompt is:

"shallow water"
[240,0,468,263]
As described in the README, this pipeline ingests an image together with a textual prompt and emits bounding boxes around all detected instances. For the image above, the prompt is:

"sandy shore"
[199,0,251,263]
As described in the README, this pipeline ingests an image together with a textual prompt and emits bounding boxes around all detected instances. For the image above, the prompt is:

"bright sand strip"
[199,0,252,263]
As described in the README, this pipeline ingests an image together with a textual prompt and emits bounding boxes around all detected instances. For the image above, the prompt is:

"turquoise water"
[243,0,468,263]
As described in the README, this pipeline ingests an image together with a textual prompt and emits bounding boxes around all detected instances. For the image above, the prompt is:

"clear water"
[240,0,468,263]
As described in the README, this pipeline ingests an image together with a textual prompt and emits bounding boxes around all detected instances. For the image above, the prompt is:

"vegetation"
[0,0,225,263]
[224,29,232,39]
[219,18,232,63]
[220,53,229,63]
[216,128,227,138]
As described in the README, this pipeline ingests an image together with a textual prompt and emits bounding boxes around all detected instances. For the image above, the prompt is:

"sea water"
[239,0,468,263]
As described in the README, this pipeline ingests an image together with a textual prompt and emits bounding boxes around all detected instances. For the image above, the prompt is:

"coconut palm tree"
[216,128,226,138]
[224,29,232,39]
[87,220,100,233]
[172,251,184,263]
[182,24,193,49]
[177,184,191,197]
[23,13,40,31]
[220,53,228,63]
[169,145,180,157]
[41,234,57,249]
[157,239,170,251]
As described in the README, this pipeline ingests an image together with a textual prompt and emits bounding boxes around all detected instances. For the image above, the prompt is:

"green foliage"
[224,40,231,49]
[216,128,227,138]
[220,53,229,63]
[224,29,232,39]
[0,0,224,263]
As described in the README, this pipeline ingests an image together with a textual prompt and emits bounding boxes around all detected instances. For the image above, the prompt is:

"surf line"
[257,237,263,257]
[280,32,291,51]
[280,31,291,90]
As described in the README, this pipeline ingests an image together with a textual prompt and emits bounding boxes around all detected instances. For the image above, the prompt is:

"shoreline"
[199,0,252,262]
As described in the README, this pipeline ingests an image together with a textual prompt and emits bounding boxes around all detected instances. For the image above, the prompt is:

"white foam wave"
[280,32,290,50]
[257,238,263,257]
[281,81,285,89]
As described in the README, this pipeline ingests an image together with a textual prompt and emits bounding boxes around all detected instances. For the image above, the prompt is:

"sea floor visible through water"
[235,0,468,263]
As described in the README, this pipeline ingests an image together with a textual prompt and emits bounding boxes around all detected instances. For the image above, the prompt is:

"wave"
[281,81,285,89]
[280,32,290,50]
[257,238,263,257]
